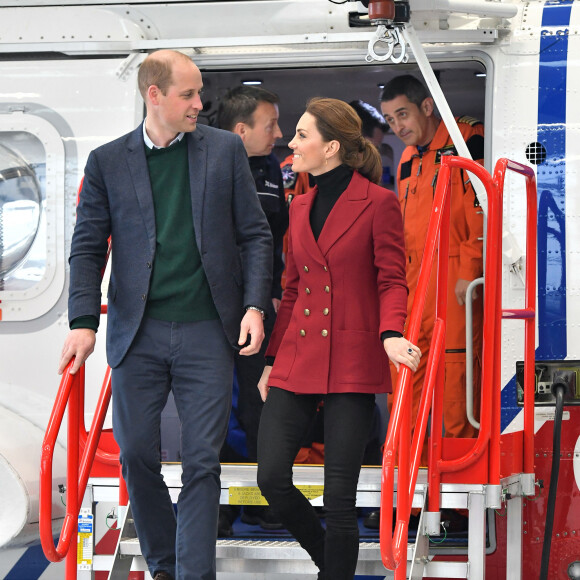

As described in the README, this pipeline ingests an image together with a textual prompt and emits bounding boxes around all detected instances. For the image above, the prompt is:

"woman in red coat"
[257,98,421,579]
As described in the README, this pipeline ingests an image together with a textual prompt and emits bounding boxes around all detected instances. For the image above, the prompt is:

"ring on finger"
[407,347,413,355]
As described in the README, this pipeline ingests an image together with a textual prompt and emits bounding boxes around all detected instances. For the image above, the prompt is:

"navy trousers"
[112,317,234,580]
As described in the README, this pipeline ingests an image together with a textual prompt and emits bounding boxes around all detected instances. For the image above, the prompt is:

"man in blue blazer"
[58,50,273,580]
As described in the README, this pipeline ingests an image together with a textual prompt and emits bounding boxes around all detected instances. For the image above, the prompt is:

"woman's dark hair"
[305,97,383,184]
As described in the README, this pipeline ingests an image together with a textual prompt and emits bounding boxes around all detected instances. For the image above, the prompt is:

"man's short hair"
[217,85,279,131]
[137,50,192,99]
[380,75,430,108]
[349,100,388,139]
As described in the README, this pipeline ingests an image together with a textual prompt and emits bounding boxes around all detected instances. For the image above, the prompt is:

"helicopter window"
[0,115,66,322]
[0,142,43,288]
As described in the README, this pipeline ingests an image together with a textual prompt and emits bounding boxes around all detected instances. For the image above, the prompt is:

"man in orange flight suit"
[380,75,484,457]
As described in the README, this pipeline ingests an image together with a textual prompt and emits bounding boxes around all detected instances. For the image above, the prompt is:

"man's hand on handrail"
[58,328,96,375]
[383,337,421,372]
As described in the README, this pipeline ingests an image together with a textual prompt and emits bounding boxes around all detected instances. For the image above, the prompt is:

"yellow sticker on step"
[228,485,324,505]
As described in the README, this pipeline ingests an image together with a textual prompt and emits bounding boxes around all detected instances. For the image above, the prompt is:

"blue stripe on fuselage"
[4,544,51,579]
[501,0,570,430]
[536,0,570,359]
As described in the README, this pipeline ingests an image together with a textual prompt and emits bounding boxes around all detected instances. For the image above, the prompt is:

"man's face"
[153,59,203,138]
[381,94,433,148]
[242,102,283,157]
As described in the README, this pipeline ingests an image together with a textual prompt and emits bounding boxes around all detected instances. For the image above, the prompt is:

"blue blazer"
[68,123,273,368]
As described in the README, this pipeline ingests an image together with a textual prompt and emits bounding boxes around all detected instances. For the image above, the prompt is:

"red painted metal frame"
[494,158,537,476]
[379,156,537,573]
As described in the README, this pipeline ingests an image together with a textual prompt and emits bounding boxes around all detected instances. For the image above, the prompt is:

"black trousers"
[257,387,375,579]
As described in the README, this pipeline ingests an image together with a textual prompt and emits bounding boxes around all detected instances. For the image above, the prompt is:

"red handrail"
[39,361,79,563]
[379,156,537,573]
[39,356,118,566]
[379,150,455,571]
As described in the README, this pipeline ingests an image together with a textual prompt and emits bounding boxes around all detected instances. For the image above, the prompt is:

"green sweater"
[71,137,218,332]
[144,137,218,322]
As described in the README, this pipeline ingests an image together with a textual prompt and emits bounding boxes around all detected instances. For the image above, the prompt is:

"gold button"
[300,329,306,337]
[305,288,311,294]
[323,266,328,271]
[304,266,309,272]
[321,329,328,337]
[304,309,310,316]
[324,285,330,293]
[323,308,329,316]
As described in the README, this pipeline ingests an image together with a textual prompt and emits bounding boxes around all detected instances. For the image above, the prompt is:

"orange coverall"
[391,117,484,455]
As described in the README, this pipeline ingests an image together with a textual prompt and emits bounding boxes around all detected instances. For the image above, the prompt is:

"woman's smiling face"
[288,112,334,176]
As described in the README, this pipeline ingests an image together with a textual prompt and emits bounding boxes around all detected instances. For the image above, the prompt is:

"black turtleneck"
[310,164,353,241]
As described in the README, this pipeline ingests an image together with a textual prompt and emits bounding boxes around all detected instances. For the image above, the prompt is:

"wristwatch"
[245,305,265,320]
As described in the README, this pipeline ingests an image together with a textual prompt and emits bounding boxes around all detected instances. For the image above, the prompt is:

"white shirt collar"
[142,121,184,150]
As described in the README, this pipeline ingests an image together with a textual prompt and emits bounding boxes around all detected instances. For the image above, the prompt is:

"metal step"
[88,464,514,579]
[90,463,484,509]
[87,464,430,508]
[108,537,470,578]
[119,537,398,576]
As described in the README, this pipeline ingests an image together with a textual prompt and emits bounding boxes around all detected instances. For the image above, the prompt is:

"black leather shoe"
[363,509,380,530]
[241,505,284,530]
[363,509,420,531]
[153,572,173,580]
[440,508,468,534]
[408,512,420,531]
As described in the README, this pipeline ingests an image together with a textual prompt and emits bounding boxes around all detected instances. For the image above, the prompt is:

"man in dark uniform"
[217,85,289,534]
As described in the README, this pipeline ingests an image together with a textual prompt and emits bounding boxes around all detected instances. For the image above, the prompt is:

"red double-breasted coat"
[266,171,408,395]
